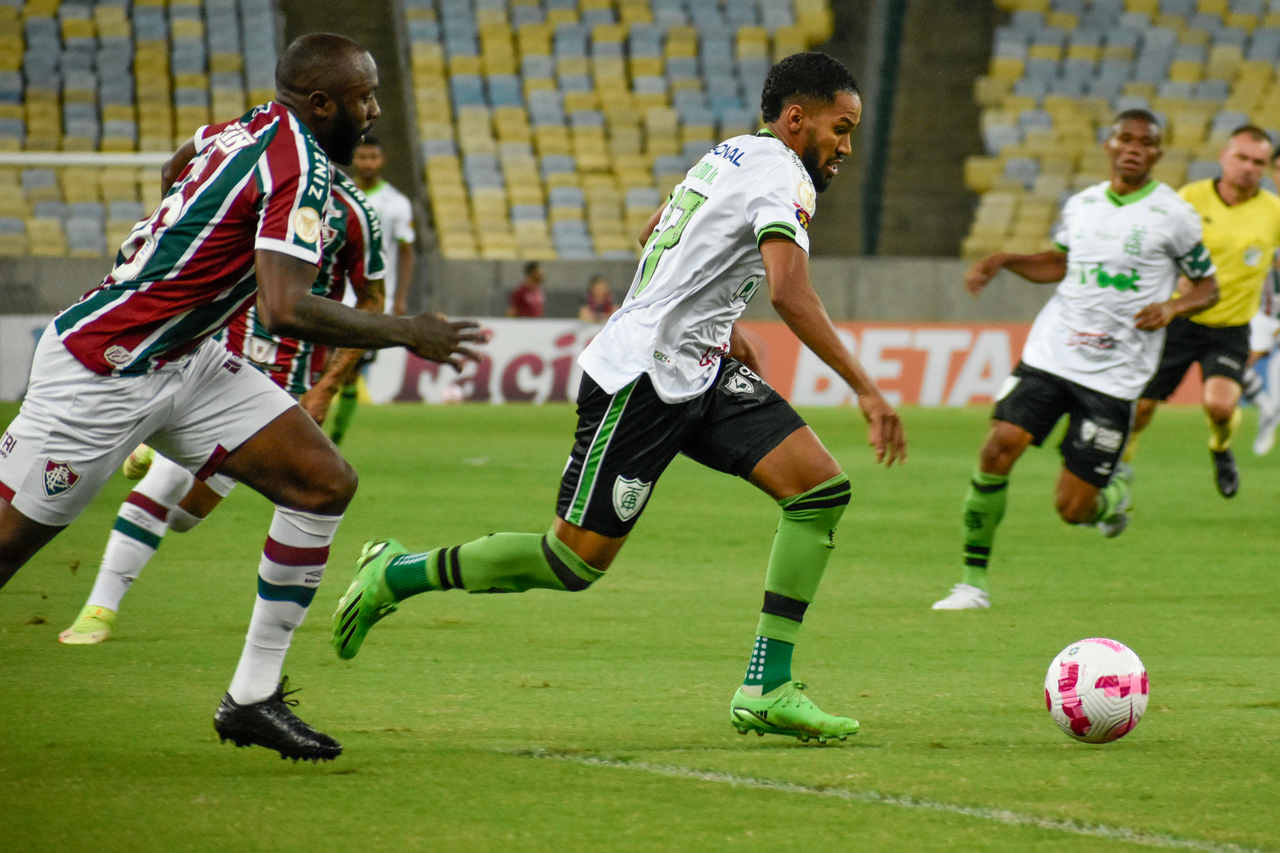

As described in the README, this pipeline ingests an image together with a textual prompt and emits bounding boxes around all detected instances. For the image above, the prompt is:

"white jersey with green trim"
[578,130,815,403]
[1023,179,1214,400]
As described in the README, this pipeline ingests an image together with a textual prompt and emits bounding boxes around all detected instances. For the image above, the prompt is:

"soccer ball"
[1044,637,1149,743]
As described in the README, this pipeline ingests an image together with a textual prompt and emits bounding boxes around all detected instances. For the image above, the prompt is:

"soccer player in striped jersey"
[57,168,385,646]
[333,53,908,744]
[932,110,1219,611]
[0,34,483,761]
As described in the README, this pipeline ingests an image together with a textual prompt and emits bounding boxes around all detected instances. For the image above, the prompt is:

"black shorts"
[993,362,1134,487]
[1142,317,1250,400]
[556,358,808,537]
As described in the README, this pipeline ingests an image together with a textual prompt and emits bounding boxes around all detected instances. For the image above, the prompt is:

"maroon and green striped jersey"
[223,170,385,395]
[53,102,331,376]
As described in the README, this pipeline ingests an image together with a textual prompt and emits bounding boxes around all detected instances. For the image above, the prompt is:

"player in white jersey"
[330,53,907,743]
[932,109,1219,611]
[328,135,419,445]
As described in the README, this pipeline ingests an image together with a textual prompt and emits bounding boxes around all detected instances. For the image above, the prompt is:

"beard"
[801,144,832,193]
[327,102,365,166]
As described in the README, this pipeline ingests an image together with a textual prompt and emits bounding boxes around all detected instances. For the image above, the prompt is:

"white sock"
[84,457,194,612]
[168,506,202,533]
[227,507,342,704]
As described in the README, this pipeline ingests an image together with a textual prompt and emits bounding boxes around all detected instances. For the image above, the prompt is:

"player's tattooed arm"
[1135,274,1219,331]
[760,237,906,466]
[160,139,198,195]
[254,249,486,369]
[965,250,1068,294]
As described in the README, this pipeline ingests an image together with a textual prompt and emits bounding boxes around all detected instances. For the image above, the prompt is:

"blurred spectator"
[348,135,415,315]
[507,261,546,317]
[578,274,616,323]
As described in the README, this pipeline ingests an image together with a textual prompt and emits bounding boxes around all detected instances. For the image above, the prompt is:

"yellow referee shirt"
[1178,179,1280,327]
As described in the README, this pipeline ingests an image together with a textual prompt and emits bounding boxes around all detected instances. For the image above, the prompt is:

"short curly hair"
[760,52,859,123]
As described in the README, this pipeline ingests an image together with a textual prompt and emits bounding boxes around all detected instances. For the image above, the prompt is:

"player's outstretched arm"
[965,250,1067,294]
[254,249,485,369]
[760,237,906,466]
[1134,274,1219,330]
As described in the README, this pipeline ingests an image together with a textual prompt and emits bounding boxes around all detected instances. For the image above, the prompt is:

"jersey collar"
[755,127,779,139]
[1105,180,1158,206]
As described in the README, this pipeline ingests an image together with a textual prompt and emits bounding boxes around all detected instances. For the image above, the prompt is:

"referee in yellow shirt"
[1128,125,1280,496]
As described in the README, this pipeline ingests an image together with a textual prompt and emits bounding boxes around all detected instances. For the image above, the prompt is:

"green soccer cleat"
[121,444,154,480]
[57,605,117,645]
[331,539,406,660]
[730,681,860,743]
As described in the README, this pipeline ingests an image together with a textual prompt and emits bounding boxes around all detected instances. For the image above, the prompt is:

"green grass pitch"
[1,401,1277,852]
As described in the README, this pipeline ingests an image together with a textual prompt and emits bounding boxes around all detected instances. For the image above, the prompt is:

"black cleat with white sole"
[1212,448,1239,498]
[213,677,342,762]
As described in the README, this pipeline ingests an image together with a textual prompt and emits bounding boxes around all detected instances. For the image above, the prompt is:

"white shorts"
[1249,313,1280,354]
[0,327,294,526]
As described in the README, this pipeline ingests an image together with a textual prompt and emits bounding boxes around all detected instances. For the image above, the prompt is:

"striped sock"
[228,507,341,705]
[962,470,1008,591]
[742,474,851,697]
[85,490,170,612]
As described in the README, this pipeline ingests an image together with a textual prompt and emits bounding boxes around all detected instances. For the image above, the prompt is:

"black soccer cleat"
[213,677,342,762]
[1211,448,1239,498]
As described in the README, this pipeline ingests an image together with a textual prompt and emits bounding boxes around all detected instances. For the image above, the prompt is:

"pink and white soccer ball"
[1044,637,1149,743]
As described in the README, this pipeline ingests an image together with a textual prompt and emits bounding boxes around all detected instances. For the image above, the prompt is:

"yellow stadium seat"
[1197,0,1227,14]
[629,56,663,78]
[1027,43,1061,61]
[546,8,578,26]
[988,56,1024,81]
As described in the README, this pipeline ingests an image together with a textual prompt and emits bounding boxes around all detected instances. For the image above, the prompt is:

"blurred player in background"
[1247,147,1280,455]
[933,110,1218,611]
[328,134,417,445]
[332,52,907,744]
[58,167,385,645]
[1124,126,1280,496]
[577,273,617,323]
[0,34,482,761]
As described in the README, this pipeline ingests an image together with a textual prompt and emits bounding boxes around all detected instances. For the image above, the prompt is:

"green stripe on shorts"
[565,380,636,525]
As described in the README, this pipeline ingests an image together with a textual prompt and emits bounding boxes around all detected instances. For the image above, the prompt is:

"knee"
[1205,399,1236,424]
[1133,399,1157,431]
[979,441,1019,474]
[300,456,357,514]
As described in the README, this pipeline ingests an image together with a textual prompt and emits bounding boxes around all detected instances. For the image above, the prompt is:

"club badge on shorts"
[612,475,652,522]
[43,460,81,497]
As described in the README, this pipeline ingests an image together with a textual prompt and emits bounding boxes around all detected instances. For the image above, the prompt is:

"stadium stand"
[408,0,833,260]
[963,0,1280,259]
[0,0,276,257]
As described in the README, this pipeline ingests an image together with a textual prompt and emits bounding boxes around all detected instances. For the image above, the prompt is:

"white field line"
[514,750,1271,853]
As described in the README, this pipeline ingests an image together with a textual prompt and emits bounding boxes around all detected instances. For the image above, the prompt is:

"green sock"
[746,473,851,694]
[962,470,1008,591]
[329,382,359,444]
[1091,474,1129,523]
[384,528,603,599]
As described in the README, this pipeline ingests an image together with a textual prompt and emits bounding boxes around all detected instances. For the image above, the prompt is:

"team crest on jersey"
[103,345,131,367]
[1245,246,1263,266]
[215,124,256,154]
[612,476,652,522]
[43,460,80,497]
[293,207,322,244]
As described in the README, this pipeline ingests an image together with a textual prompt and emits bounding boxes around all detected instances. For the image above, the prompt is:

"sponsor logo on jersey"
[43,459,80,497]
[698,343,729,366]
[797,180,816,215]
[293,207,322,244]
[103,345,131,367]
[794,203,811,229]
[221,357,244,374]
[1067,330,1119,350]
[1123,225,1145,256]
[612,475,652,522]
[653,350,670,363]
[0,431,15,458]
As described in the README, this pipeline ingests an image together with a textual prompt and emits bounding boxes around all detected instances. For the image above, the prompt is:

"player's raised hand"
[858,392,907,466]
[1134,300,1176,331]
[964,253,1005,296]
[406,313,487,369]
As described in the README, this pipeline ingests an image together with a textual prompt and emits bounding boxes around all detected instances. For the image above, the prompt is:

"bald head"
[273,33,381,165]
[275,33,371,97]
